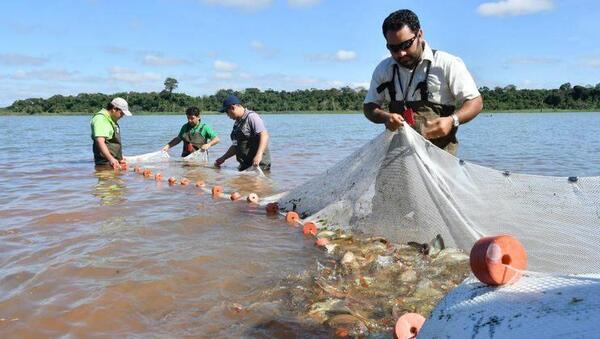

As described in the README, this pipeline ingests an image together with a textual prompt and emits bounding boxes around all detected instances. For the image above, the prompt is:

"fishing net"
[419,273,600,337]
[276,126,600,275]
[125,150,170,163]
[183,150,209,165]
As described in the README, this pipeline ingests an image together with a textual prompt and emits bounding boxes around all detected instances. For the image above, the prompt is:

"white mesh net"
[124,150,170,163]
[419,273,600,338]
[182,150,209,165]
[276,127,600,275]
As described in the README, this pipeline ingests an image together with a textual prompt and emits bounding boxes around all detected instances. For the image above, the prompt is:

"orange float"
[246,193,259,204]
[212,186,223,198]
[469,234,527,286]
[230,192,241,201]
[265,202,279,215]
[168,177,177,185]
[303,222,317,236]
[155,173,163,181]
[394,313,425,339]
[285,211,300,225]
[195,180,205,188]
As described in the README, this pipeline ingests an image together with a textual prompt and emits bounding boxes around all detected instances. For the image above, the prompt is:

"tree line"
[4,78,600,114]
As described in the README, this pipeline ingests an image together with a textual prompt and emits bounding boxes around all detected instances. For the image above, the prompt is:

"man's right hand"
[109,157,121,170]
[384,113,405,131]
[161,145,170,152]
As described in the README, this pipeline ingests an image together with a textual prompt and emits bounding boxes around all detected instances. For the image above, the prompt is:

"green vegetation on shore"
[2,79,600,115]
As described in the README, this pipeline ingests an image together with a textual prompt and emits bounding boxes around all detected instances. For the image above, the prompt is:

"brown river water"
[1,113,599,337]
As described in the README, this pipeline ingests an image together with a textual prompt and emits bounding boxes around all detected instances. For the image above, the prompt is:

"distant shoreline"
[1,109,600,116]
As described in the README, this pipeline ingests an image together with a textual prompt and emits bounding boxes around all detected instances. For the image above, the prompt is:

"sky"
[0,0,599,107]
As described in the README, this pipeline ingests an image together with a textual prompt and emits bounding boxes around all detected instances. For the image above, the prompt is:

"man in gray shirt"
[214,95,272,171]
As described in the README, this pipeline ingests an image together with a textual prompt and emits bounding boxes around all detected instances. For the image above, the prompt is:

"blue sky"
[0,0,599,107]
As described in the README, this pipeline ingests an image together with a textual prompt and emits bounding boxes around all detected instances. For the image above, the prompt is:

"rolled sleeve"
[363,59,392,105]
[177,125,187,139]
[91,115,113,139]
[447,56,480,103]
[202,125,218,140]
[247,114,266,135]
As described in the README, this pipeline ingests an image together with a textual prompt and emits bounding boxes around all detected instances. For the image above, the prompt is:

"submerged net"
[277,127,600,275]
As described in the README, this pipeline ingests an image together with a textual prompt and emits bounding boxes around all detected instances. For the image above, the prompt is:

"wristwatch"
[450,114,460,128]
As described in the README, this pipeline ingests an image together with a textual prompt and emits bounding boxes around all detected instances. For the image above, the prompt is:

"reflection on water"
[93,169,126,206]
[0,113,599,337]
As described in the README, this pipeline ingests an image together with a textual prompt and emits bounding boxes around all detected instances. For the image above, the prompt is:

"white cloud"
[203,71,369,93]
[201,0,272,10]
[350,81,369,90]
[477,0,554,16]
[307,49,358,62]
[287,0,321,8]
[584,58,600,68]
[213,72,233,80]
[335,50,357,61]
[250,41,265,50]
[0,53,48,66]
[327,80,344,87]
[109,67,161,83]
[143,54,188,66]
[10,68,77,81]
[250,40,278,57]
[213,60,238,72]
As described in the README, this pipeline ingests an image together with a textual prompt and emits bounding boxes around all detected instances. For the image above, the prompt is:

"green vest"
[180,124,207,157]
[92,112,123,165]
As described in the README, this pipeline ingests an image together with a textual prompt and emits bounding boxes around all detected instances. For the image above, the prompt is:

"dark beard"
[397,57,419,69]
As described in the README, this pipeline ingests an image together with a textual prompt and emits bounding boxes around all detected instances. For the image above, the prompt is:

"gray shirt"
[231,109,266,141]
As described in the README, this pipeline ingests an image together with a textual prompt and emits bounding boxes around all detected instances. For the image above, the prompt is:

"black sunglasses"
[386,35,418,53]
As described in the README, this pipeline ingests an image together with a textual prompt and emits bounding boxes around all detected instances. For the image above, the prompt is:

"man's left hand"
[252,154,263,167]
[422,116,454,140]
[200,144,210,151]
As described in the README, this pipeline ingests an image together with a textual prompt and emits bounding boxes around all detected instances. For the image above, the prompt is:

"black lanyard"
[394,62,419,103]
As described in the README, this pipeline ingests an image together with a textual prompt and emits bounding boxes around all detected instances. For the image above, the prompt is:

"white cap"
[111,97,132,116]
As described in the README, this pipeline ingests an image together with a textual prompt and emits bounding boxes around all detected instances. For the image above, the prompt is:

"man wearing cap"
[90,97,132,169]
[214,95,271,171]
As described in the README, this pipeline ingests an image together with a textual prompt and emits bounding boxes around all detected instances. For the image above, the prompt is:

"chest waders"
[180,124,207,157]
[376,52,459,155]
[231,112,271,171]
[93,113,123,165]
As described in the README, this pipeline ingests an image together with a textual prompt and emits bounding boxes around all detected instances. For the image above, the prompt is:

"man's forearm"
[207,136,220,147]
[454,96,483,125]
[221,145,237,160]
[95,138,115,161]
[363,103,390,124]
[167,137,181,148]
[256,131,268,157]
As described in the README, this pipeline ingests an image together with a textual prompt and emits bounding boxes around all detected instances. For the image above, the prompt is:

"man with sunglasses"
[363,9,482,155]
[90,97,132,169]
